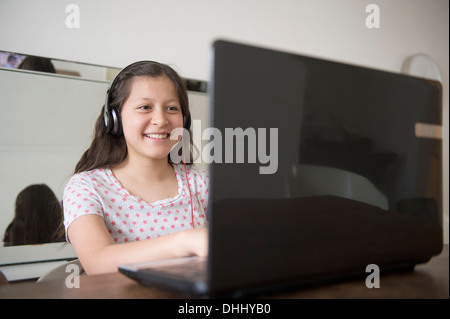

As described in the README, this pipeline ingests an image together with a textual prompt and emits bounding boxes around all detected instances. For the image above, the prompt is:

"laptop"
[118,40,443,298]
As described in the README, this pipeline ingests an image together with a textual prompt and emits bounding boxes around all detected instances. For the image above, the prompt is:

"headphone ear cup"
[110,107,123,136]
[184,112,192,130]
[104,105,112,133]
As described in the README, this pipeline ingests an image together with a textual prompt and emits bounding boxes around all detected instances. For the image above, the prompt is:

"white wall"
[0,0,448,243]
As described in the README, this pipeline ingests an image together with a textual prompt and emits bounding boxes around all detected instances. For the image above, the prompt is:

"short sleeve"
[63,173,104,242]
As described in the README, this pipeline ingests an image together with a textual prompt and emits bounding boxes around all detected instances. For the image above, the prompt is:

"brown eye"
[167,106,180,112]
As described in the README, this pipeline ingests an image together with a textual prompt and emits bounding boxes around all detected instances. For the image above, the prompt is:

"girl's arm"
[67,214,208,275]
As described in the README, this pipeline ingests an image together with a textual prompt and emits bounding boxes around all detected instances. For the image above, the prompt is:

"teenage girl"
[63,61,209,275]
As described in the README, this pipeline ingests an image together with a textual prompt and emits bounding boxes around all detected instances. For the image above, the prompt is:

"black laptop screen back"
[209,40,442,221]
[207,40,442,296]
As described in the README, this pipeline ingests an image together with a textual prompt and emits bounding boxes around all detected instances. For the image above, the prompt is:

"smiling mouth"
[144,133,170,139]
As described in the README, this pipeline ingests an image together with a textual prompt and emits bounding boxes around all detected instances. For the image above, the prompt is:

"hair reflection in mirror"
[18,56,56,73]
[2,184,65,246]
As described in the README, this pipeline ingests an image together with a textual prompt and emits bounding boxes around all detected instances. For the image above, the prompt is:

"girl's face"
[120,75,184,163]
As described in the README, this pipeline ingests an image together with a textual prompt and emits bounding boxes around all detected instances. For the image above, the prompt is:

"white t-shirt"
[63,164,209,243]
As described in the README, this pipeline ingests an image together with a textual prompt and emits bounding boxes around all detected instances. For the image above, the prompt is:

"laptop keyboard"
[144,259,207,281]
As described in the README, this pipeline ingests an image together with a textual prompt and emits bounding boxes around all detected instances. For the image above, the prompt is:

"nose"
[151,107,169,127]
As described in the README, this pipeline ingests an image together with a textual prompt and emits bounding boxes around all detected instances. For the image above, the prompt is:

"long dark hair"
[3,184,64,246]
[74,61,194,174]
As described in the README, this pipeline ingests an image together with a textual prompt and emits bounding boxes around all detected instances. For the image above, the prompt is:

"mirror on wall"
[0,51,208,260]
[0,51,120,82]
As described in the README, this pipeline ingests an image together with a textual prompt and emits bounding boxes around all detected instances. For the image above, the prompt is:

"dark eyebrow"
[134,97,180,104]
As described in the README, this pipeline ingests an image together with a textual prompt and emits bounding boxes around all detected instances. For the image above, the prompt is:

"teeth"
[145,133,168,139]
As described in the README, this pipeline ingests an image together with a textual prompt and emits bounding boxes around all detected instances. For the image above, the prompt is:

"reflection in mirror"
[0,63,118,248]
[3,184,64,246]
[1,50,122,250]
[0,50,120,81]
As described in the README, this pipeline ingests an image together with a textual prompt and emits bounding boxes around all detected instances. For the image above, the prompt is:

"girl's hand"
[180,227,208,258]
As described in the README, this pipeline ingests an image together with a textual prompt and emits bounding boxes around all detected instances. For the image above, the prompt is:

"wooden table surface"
[0,245,447,299]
